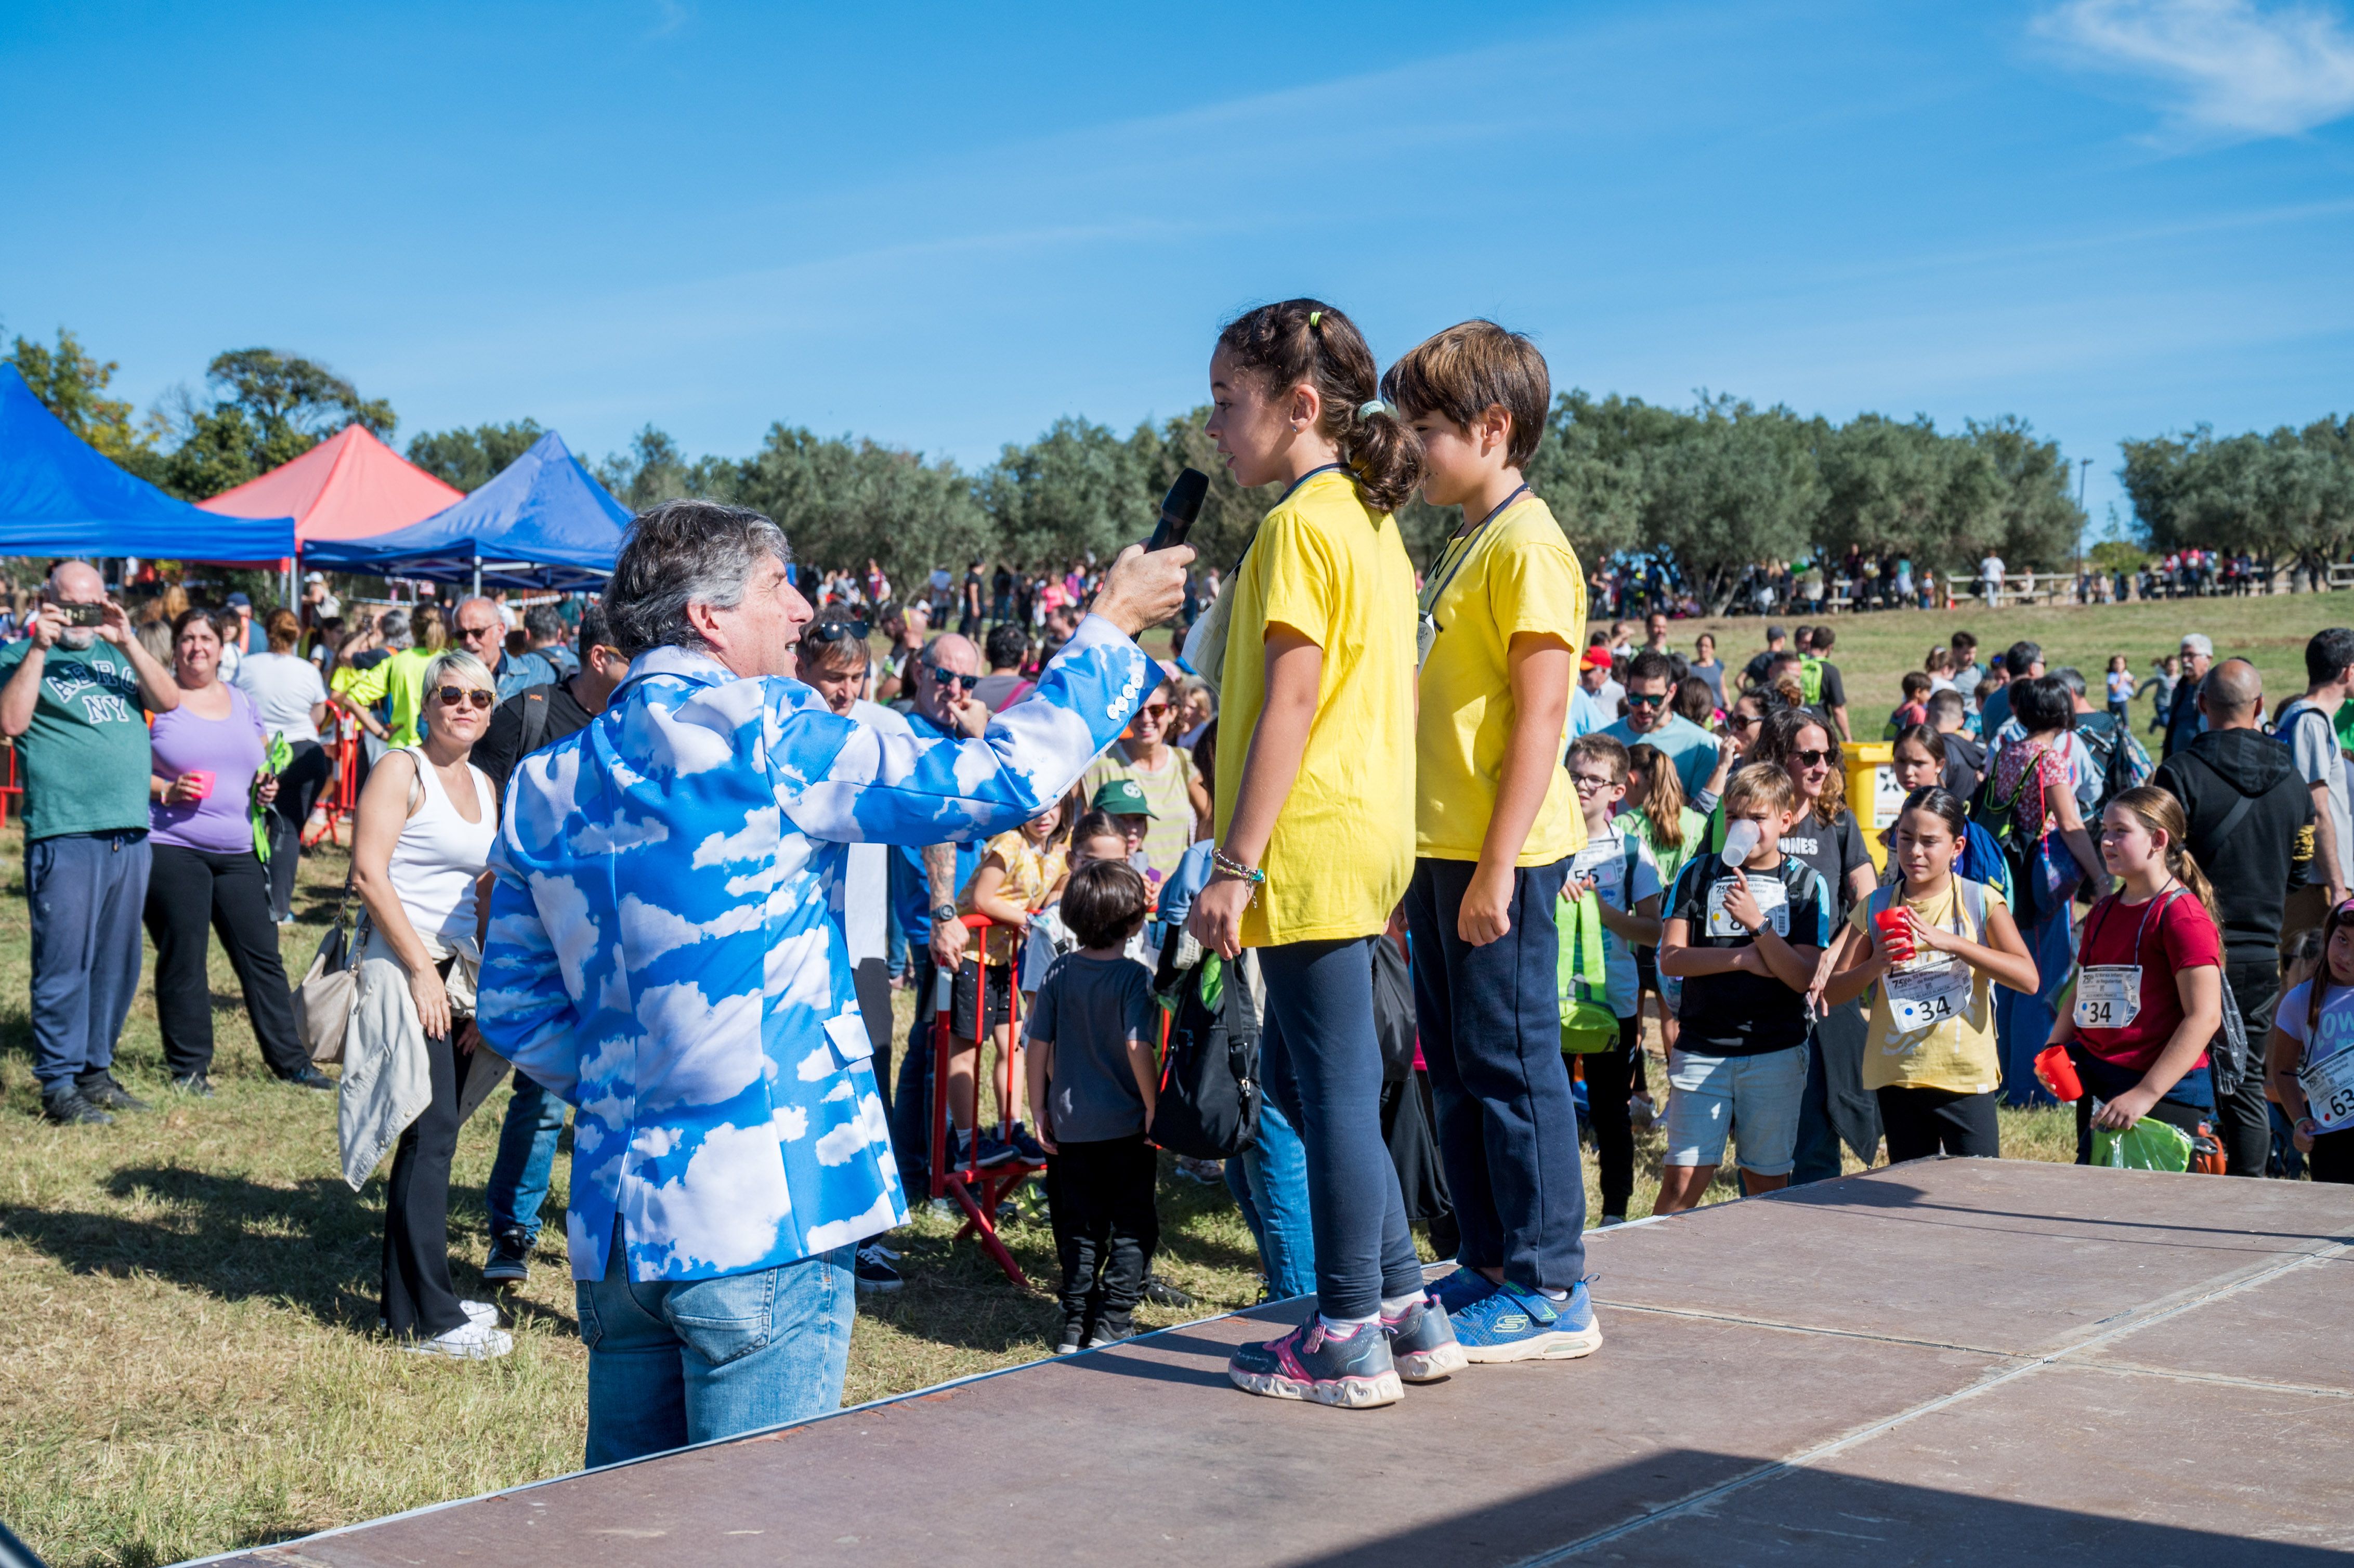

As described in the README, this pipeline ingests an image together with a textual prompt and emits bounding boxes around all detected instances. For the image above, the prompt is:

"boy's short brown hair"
[1722,761,1797,818]
[1567,733,1630,785]
[1061,859,1149,949]
[1379,320,1550,470]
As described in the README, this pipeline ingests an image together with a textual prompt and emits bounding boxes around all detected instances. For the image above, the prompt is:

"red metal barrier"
[929,913,1041,1286]
[304,728,360,848]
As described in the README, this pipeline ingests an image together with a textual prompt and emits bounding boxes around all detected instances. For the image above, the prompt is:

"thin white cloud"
[2034,0,2354,137]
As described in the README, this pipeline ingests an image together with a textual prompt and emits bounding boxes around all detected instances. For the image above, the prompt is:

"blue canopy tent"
[304,430,629,590]
[0,364,295,560]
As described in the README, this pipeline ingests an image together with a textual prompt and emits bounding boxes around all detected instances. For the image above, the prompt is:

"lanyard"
[1419,483,1531,617]
[2084,880,2180,965]
[1275,462,1348,506]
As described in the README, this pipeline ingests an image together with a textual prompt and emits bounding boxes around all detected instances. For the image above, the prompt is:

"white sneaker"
[403,1318,514,1360]
[460,1300,500,1328]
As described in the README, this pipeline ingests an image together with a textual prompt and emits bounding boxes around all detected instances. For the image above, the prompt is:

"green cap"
[1091,778,1156,817]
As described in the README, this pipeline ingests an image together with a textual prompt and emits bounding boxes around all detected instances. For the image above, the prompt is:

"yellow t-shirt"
[1851,877,2005,1095]
[1214,469,1417,947]
[959,830,1065,964]
[341,647,436,748]
[1415,495,1588,864]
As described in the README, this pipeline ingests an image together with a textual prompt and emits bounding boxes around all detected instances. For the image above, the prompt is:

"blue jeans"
[576,1221,855,1469]
[1998,904,2076,1107]
[487,1070,566,1243]
[1402,856,1588,1292]
[25,830,151,1097]
[1224,1095,1317,1300]
[1257,937,1425,1320]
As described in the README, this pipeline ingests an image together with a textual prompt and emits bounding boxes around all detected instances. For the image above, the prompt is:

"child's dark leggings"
[1045,1134,1158,1335]
[1583,1016,1641,1218]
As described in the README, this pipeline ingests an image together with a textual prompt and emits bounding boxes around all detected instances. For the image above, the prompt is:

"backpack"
[2074,715,2151,818]
[1371,936,1416,1082]
[1150,949,1261,1159]
[1557,892,1619,1053]
[1799,656,1825,705]
[1970,752,2052,924]
[1954,820,2016,907]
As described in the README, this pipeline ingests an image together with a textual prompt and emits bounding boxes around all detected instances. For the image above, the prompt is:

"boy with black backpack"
[1026,859,1162,1353]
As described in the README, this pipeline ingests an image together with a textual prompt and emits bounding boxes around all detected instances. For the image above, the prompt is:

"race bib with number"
[2299,1048,2354,1134]
[1573,839,1625,901]
[1706,876,1788,939]
[2074,965,2141,1032]
[1886,958,1971,1036]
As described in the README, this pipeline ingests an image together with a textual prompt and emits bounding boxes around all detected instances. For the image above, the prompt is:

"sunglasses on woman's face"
[1790,748,1834,768]
[435,686,495,711]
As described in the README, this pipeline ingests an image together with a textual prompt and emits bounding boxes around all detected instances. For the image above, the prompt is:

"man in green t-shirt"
[0,561,184,1125]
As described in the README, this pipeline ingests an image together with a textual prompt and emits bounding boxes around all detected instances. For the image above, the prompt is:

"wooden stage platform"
[205,1159,2353,1566]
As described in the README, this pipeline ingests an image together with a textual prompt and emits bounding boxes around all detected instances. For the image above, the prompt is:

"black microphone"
[1147,468,1209,552]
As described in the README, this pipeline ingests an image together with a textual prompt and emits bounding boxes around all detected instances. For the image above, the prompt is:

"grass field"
[10,592,2288,1566]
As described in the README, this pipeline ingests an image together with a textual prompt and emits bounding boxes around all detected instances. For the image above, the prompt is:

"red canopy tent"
[197,423,463,544]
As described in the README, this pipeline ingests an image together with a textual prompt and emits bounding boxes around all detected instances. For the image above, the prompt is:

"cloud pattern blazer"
[479,616,1151,1281]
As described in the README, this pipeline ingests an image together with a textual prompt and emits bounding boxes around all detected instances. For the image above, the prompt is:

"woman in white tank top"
[341,649,512,1360]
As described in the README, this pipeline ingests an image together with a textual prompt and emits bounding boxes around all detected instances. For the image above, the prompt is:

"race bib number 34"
[2074,965,2141,1032]
[1887,959,1969,1035]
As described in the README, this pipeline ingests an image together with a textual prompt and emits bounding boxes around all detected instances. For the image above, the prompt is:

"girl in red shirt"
[2044,787,2225,1163]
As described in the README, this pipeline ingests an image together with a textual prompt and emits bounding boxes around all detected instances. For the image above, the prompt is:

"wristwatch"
[931,902,958,925]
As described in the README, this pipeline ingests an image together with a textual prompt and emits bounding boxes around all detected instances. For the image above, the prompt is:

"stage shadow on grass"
[1280,1447,2344,1567]
[0,1164,579,1337]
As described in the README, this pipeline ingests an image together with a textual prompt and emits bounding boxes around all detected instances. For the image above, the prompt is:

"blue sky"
[4,0,2351,536]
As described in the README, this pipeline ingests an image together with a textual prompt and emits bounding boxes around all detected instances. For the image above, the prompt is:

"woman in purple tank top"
[143,608,329,1094]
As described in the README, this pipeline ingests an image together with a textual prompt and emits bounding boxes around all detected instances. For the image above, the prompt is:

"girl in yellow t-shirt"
[1184,298,1450,1410]
[1823,788,2039,1162]
[947,791,1074,1166]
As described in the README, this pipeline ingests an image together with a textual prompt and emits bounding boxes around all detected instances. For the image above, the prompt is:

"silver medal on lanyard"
[1418,482,1529,671]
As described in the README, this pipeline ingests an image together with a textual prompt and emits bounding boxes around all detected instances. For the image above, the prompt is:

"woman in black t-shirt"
[1752,707,1880,1177]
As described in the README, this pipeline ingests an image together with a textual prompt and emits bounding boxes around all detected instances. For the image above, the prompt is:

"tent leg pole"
[472,561,481,599]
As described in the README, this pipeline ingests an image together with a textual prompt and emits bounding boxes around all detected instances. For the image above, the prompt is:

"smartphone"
[1147,468,1209,552]
[61,603,104,628]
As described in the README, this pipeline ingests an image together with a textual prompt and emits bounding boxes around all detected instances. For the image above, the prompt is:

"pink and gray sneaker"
[1380,1298,1469,1382]
[1228,1319,1404,1408]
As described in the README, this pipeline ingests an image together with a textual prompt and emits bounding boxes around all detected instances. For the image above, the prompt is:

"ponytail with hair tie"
[1215,299,1425,514]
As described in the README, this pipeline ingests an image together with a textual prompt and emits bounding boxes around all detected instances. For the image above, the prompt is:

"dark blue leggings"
[1257,937,1426,1319]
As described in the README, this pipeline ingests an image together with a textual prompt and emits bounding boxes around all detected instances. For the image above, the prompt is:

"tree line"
[2118,417,2354,573]
[9,319,2346,606]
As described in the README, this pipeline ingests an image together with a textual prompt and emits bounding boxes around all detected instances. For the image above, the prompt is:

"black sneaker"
[1085,1314,1136,1349]
[973,1134,1020,1169]
[77,1074,149,1113]
[42,1091,112,1126]
[278,1066,334,1092]
[170,1072,214,1098]
[1007,1122,1049,1164]
[1143,1274,1194,1309]
[854,1242,904,1293]
[482,1227,533,1286]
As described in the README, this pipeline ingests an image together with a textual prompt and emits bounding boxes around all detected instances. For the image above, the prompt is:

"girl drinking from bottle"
[1185,299,1449,1409]
[1824,788,2037,1159]
[2264,896,2354,1184]
[2041,787,2225,1164]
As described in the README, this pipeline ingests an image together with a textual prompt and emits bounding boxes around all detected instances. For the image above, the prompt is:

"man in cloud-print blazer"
[481,499,1188,1465]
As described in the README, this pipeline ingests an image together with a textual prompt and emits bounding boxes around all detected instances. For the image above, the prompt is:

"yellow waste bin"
[1843,740,1902,870]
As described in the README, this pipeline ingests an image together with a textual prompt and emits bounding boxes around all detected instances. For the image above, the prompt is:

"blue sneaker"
[1449,1281,1603,1364]
[1228,1319,1403,1408]
[1380,1298,1468,1382]
[1423,1265,1498,1316]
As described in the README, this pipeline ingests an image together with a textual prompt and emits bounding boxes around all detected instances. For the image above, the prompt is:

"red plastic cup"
[180,769,214,800]
[2034,1044,2084,1102]
[1874,906,1914,962]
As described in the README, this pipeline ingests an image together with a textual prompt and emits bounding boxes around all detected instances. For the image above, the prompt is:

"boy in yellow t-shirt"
[1385,320,1601,1362]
